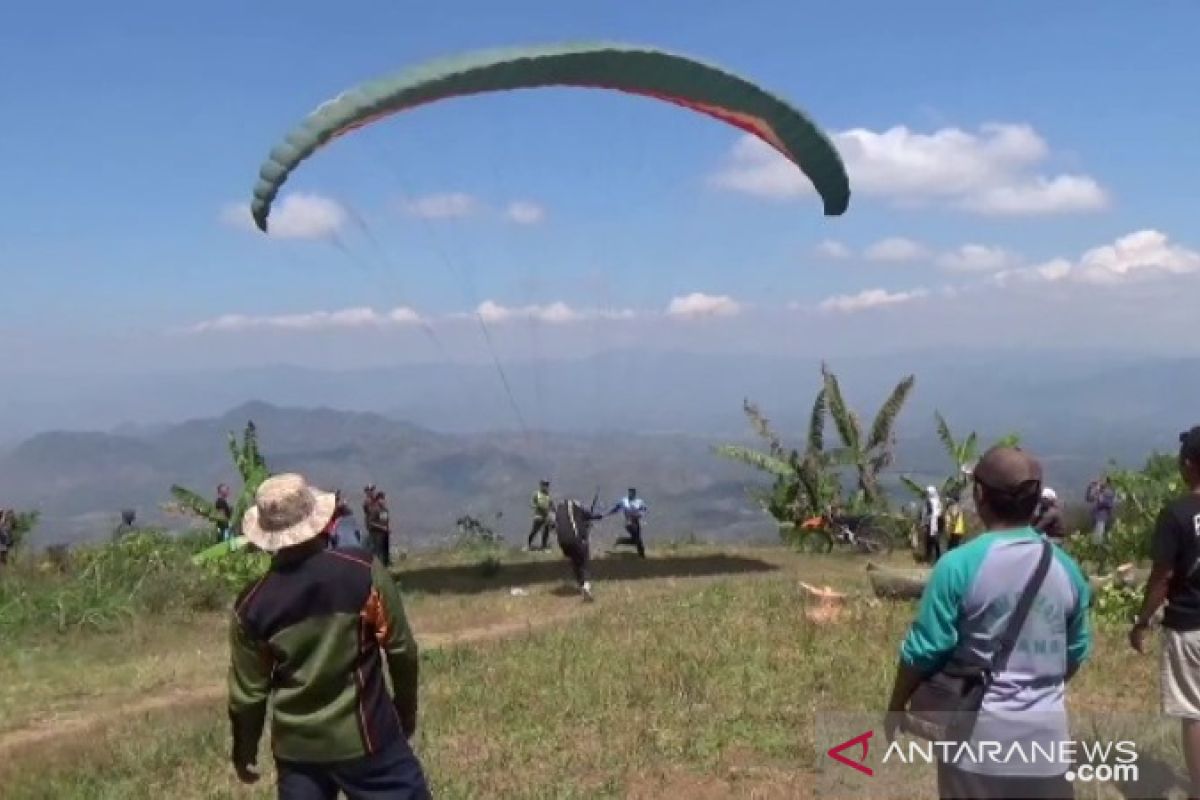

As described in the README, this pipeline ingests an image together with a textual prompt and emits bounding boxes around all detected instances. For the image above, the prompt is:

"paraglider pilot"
[555,497,603,602]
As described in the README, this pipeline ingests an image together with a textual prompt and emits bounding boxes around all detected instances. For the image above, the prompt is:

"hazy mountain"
[2,349,1195,546]
[1,402,773,548]
[4,348,1196,440]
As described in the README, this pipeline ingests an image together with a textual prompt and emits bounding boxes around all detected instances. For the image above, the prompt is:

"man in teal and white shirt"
[886,446,1092,799]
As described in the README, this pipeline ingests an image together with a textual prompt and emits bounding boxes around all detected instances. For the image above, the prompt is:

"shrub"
[0,531,232,640]
[1092,583,1142,626]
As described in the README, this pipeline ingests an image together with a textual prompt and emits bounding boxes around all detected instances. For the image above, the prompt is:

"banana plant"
[901,414,1023,501]
[170,420,270,539]
[716,391,840,526]
[822,363,915,509]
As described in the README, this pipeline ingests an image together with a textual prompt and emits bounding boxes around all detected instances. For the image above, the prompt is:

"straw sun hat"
[242,473,337,553]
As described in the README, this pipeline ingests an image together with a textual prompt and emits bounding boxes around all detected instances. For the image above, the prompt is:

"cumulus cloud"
[712,123,1109,216]
[220,193,347,240]
[665,293,743,319]
[186,306,423,334]
[815,239,852,260]
[505,201,546,225]
[994,230,1200,287]
[818,288,930,314]
[936,244,1020,273]
[864,237,930,263]
[401,193,478,219]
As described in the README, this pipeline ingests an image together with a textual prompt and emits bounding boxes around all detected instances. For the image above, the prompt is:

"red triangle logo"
[826,730,875,776]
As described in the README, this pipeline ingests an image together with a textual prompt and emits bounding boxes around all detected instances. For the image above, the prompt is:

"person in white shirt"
[607,488,648,558]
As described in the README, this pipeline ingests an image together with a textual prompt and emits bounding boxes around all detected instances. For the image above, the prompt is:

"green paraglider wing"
[251,42,850,229]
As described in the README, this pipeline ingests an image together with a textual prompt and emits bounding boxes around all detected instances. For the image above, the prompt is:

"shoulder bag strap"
[991,539,1054,673]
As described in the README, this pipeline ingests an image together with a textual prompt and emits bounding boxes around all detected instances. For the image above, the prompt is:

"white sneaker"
[581,582,594,602]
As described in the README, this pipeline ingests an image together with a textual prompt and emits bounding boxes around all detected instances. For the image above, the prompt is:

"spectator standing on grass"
[943,496,967,551]
[1033,486,1065,542]
[527,479,553,551]
[112,508,137,542]
[1086,475,1118,544]
[1130,426,1200,800]
[886,446,1092,800]
[228,473,429,799]
[364,486,392,567]
[325,490,361,551]
[215,483,233,543]
[0,508,12,566]
[920,486,943,563]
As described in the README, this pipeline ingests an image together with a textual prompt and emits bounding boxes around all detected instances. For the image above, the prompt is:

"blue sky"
[2,1,1198,371]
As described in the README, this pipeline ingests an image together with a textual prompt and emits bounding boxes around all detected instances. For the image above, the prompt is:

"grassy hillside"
[0,544,1184,800]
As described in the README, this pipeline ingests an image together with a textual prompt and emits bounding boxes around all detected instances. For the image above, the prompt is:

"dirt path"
[0,606,585,764]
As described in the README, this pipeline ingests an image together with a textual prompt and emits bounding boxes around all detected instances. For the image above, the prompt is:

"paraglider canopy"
[250,42,851,231]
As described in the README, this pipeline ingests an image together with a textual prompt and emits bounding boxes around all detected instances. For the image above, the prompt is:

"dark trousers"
[276,739,431,800]
[925,533,941,563]
[528,516,550,549]
[561,539,589,587]
[617,519,646,558]
[368,529,390,567]
[937,762,1073,799]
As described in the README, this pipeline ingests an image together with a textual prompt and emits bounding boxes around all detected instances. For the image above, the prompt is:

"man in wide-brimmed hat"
[228,473,429,799]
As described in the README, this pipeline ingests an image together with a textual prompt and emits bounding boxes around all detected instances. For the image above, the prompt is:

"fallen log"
[869,559,1148,599]
[867,564,931,600]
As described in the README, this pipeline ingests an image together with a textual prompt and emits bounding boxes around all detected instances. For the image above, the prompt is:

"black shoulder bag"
[904,539,1054,742]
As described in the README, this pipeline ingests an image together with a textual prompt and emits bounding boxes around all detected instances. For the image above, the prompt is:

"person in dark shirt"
[1086,475,1118,544]
[1131,426,1200,800]
[229,473,428,799]
[363,485,391,566]
[0,509,12,566]
[215,483,233,543]
[1033,486,1065,541]
[555,498,603,602]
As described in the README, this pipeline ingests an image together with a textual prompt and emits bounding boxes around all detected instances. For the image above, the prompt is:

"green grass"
[0,554,1168,800]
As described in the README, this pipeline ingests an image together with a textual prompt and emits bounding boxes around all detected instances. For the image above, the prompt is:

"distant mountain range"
[2,402,775,548]
[3,348,1195,547]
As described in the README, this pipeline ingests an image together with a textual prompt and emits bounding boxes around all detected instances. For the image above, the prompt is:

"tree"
[901,419,1023,502]
[822,363,915,509]
[716,392,840,527]
[170,421,270,538]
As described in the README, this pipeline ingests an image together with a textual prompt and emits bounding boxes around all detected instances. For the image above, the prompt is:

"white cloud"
[994,230,1200,287]
[961,175,1108,216]
[864,237,929,263]
[936,244,1019,273]
[401,193,478,219]
[220,193,347,240]
[712,123,1109,216]
[665,293,742,319]
[815,239,852,260]
[711,136,811,200]
[186,306,423,334]
[818,288,930,314]
[474,300,634,325]
[1072,230,1200,284]
[505,201,546,225]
